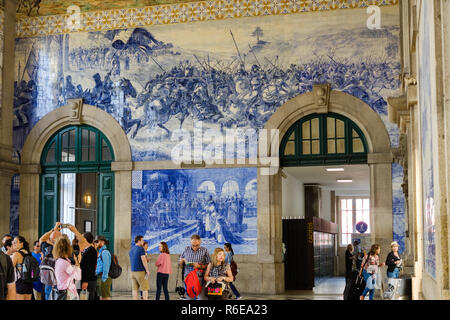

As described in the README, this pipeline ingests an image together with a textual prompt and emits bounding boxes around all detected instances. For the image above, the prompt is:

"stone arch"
[264,90,391,154]
[221,179,240,198]
[22,100,131,165]
[257,89,394,293]
[18,100,133,291]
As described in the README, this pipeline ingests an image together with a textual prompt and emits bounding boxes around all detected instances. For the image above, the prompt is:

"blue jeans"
[361,270,376,300]
[44,284,53,300]
[387,268,400,279]
[156,272,170,300]
[229,282,240,298]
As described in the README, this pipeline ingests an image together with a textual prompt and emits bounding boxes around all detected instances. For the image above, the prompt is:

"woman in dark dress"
[345,243,355,282]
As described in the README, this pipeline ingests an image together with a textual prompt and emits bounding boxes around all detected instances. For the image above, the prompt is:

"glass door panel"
[76,173,98,236]
[60,173,76,241]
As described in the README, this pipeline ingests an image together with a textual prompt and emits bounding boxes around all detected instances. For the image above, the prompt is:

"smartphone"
[61,223,70,228]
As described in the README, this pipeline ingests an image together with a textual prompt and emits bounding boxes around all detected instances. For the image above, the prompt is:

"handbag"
[79,289,88,300]
[49,287,67,300]
[206,282,225,296]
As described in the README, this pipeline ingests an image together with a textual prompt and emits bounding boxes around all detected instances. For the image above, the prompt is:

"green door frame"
[39,125,115,252]
[280,112,368,167]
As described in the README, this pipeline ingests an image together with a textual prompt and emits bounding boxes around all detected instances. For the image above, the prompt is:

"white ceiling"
[283,164,370,196]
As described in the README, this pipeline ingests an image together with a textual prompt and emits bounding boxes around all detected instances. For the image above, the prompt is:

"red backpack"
[184,269,203,299]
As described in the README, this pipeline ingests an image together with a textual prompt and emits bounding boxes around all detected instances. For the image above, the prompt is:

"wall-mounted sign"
[356,221,368,234]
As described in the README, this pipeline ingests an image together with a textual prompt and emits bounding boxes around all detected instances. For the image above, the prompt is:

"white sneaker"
[236,296,242,300]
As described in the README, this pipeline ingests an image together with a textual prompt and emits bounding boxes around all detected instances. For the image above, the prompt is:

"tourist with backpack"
[52,235,81,300]
[224,243,241,299]
[31,241,44,300]
[39,222,63,299]
[11,235,38,300]
[0,250,16,300]
[95,236,112,300]
[179,234,210,300]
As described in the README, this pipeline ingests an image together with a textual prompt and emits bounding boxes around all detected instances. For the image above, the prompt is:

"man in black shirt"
[0,250,16,300]
[67,225,98,300]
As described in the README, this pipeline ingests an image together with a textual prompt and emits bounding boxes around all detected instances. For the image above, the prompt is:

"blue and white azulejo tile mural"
[13,7,402,160]
[131,167,257,254]
[418,0,437,279]
[392,162,405,254]
[11,5,406,252]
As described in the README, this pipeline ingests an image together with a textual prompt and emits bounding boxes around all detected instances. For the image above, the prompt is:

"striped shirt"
[180,246,210,279]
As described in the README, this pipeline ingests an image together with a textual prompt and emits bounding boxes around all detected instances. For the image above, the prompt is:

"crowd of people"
[127,233,241,301]
[0,223,114,301]
[1,226,242,301]
[345,240,403,300]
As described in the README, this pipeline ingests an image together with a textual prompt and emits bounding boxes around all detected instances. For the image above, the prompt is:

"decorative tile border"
[16,0,399,38]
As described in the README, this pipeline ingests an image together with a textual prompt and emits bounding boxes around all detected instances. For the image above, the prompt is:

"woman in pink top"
[155,242,172,300]
[52,235,81,300]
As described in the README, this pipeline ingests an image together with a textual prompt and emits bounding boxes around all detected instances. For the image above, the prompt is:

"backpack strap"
[359,254,370,276]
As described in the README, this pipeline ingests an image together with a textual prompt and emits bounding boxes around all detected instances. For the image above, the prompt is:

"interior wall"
[282,171,304,219]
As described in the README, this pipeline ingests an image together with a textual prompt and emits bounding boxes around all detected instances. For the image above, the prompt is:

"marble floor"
[111,277,349,300]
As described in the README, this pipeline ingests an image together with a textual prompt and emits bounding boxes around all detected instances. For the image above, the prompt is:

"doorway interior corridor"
[280,112,371,290]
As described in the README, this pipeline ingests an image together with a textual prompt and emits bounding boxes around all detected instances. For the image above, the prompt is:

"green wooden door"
[39,174,59,236]
[98,172,115,253]
[39,125,115,242]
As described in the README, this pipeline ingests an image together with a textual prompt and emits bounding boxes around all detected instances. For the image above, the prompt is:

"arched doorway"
[39,125,115,250]
[279,112,369,290]
[19,101,132,292]
[258,89,393,294]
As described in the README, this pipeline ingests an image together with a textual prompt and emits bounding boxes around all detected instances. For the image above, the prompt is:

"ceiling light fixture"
[337,179,353,183]
[326,168,344,172]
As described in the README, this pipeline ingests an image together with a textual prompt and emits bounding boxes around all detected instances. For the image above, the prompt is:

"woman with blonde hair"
[204,247,233,300]
[52,235,81,300]
[386,241,402,279]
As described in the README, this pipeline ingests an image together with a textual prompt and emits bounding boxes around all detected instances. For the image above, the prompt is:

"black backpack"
[17,251,40,284]
[100,250,122,279]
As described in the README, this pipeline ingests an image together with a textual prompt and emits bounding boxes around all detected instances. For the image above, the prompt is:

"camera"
[175,286,186,297]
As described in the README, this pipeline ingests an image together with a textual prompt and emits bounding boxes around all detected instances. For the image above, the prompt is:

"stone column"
[111,161,133,292]
[368,153,394,255]
[0,0,19,236]
[18,165,40,243]
[256,168,284,294]
[304,184,321,218]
